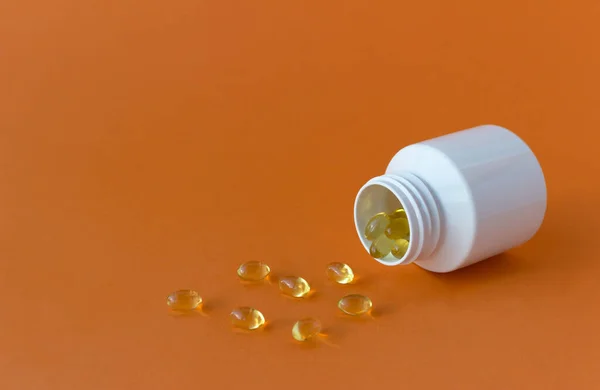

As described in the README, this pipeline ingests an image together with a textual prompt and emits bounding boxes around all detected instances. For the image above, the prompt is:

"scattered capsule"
[369,235,395,259]
[237,261,271,282]
[279,276,311,298]
[363,212,390,241]
[384,216,410,240]
[292,318,322,342]
[338,294,373,316]
[392,238,410,258]
[389,208,407,219]
[326,262,355,284]
[230,307,266,330]
[166,289,203,312]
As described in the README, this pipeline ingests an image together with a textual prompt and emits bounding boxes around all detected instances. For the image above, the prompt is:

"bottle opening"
[354,172,440,266]
[354,183,414,265]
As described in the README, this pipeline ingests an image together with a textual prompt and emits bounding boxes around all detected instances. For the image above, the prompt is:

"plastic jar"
[353,125,547,273]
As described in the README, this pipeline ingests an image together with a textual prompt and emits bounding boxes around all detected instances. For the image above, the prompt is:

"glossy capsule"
[389,208,407,219]
[338,294,373,316]
[363,212,390,241]
[279,276,311,298]
[237,261,271,282]
[230,307,266,330]
[292,318,322,342]
[392,238,410,259]
[326,262,355,284]
[369,235,395,259]
[166,289,203,312]
[384,216,410,240]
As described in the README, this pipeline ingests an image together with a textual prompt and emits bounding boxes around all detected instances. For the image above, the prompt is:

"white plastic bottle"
[353,125,547,273]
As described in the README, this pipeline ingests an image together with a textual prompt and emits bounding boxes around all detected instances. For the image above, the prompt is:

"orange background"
[1,1,599,389]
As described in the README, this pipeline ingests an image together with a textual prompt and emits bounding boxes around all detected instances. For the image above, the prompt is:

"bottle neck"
[354,171,441,265]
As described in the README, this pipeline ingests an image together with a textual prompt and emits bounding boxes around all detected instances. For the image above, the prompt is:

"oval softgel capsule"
[326,262,355,284]
[230,307,266,330]
[338,294,373,316]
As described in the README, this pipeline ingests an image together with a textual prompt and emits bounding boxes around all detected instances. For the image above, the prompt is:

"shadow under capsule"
[335,311,379,323]
[290,330,340,349]
[278,289,318,300]
[238,276,273,287]
[230,320,273,335]
[167,306,209,318]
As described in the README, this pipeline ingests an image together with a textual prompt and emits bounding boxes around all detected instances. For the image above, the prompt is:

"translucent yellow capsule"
[389,208,407,219]
[338,294,373,316]
[230,307,266,330]
[392,238,410,258]
[326,262,355,284]
[166,289,202,312]
[292,318,322,342]
[237,261,271,282]
[369,235,394,258]
[363,212,390,241]
[279,276,311,298]
[384,216,410,240]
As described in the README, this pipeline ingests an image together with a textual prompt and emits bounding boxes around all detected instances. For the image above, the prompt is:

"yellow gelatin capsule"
[292,318,322,342]
[369,235,394,259]
[279,276,311,298]
[384,216,410,240]
[237,261,271,282]
[338,294,373,316]
[389,208,407,219]
[392,238,410,258]
[363,212,390,241]
[166,289,202,312]
[230,307,266,330]
[326,262,355,284]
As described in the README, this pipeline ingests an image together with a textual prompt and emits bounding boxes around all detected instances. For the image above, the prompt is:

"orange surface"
[1,1,599,389]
